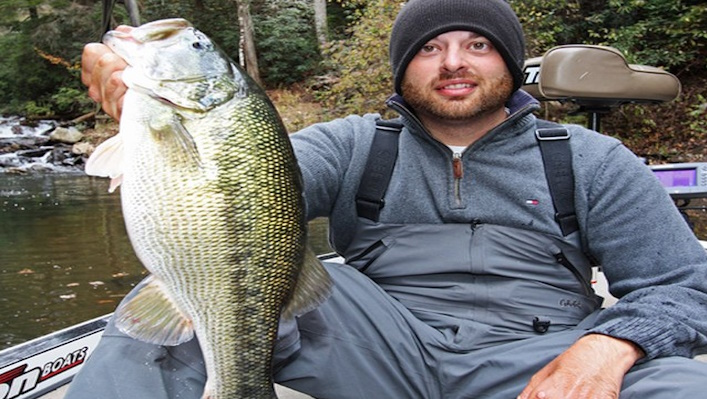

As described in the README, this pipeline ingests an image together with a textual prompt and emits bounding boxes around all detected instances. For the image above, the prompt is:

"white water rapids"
[0,116,81,173]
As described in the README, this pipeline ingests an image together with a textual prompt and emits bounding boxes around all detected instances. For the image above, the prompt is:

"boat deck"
[40,383,315,399]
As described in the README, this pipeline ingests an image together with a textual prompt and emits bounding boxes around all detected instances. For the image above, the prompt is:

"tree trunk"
[313,0,328,48]
[236,0,262,85]
[123,0,141,26]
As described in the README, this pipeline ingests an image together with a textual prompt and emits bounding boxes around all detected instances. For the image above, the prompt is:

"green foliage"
[253,0,322,87]
[326,0,367,40]
[0,1,110,118]
[583,0,707,71]
[0,31,81,117]
[687,94,707,134]
[51,87,95,115]
[509,0,583,57]
[23,100,53,118]
[317,0,401,118]
[510,0,707,72]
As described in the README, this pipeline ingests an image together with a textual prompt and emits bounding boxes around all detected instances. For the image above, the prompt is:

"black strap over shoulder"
[535,120,578,236]
[355,118,578,236]
[355,118,404,221]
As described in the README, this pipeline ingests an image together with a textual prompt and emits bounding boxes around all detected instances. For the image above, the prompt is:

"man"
[71,0,707,398]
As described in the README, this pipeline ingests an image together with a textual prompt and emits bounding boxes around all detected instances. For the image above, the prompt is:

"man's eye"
[420,45,436,53]
[470,42,491,51]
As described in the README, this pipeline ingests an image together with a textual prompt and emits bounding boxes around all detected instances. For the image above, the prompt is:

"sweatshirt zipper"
[452,152,463,205]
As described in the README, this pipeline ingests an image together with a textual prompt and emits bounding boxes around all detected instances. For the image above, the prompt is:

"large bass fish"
[86,18,331,399]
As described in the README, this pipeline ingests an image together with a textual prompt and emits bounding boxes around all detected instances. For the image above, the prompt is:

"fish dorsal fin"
[281,246,333,319]
[85,134,125,192]
[114,275,194,346]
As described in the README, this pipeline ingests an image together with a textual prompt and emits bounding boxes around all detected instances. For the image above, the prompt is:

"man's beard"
[401,71,514,121]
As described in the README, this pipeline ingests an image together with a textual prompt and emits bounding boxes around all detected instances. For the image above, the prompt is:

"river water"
[0,173,332,350]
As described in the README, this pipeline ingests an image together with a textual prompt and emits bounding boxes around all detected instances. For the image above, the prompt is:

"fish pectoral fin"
[149,114,204,169]
[114,275,194,346]
[85,134,125,192]
[281,246,333,319]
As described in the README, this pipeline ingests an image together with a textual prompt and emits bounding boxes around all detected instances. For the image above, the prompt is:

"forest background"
[0,0,705,163]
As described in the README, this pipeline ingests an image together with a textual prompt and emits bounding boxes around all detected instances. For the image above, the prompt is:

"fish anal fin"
[281,246,333,319]
[200,380,214,399]
[115,275,194,346]
[108,175,123,193]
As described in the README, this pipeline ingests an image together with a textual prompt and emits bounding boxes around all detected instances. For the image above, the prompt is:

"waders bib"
[275,217,707,399]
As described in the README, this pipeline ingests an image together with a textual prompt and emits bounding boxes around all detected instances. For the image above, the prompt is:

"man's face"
[401,31,513,121]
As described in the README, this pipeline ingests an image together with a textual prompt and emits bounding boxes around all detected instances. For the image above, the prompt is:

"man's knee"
[622,356,707,398]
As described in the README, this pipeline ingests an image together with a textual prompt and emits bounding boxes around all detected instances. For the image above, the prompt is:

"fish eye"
[192,40,212,50]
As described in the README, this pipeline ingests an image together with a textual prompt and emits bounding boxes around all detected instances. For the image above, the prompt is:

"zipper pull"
[452,153,463,179]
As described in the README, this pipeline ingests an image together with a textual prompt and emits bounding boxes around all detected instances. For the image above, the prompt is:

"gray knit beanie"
[390,0,526,95]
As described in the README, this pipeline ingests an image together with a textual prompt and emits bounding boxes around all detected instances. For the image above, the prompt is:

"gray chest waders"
[350,118,602,335]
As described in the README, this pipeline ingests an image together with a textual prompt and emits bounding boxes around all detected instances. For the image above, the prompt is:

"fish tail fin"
[281,246,332,319]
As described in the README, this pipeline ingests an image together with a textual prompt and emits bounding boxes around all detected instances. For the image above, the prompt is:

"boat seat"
[522,45,681,108]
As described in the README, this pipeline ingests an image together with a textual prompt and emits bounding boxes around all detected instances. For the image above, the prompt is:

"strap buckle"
[535,128,571,141]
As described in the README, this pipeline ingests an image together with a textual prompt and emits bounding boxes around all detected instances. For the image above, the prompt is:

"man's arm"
[582,143,707,359]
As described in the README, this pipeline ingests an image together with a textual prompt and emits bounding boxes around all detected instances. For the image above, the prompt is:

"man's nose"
[441,48,467,73]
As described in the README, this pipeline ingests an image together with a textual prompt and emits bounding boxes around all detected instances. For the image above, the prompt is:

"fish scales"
[86,18,331,399]
[121,87,301,397]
